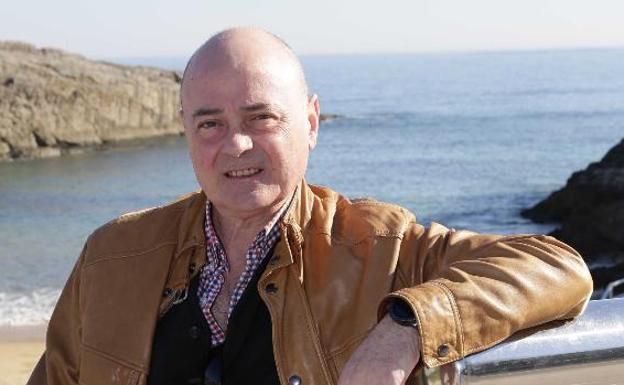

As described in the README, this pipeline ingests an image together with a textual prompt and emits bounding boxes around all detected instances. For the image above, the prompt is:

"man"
[28,28,593,385]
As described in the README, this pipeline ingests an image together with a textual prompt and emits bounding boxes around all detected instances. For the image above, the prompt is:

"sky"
[2,0,624,59]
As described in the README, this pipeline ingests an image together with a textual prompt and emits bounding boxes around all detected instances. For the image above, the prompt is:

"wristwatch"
[388,298,418,328]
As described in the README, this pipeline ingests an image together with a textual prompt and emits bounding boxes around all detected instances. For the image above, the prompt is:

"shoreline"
[0,114,342,163]
[0,324,47,342]
[0,325,46,385]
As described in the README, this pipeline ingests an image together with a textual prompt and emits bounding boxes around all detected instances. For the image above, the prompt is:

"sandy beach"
[0,325,45,385]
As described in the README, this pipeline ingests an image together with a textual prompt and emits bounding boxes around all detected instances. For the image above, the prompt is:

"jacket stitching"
[96,205,186,232]
[306,227,406,240]
[348,200,410,212]
[80,342,147,373]
[293,264,336,385]
[326,329,371,357]
[348,233,404,247]
[323,232,405,248]
[464,334,511,355]
[372,230,405,238]
[83,242,178,269]
[430,281,465,358]
[395,220,419,289]
[391,291,431,365]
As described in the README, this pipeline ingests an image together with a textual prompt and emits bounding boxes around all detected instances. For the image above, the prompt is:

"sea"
[1,48,623,327]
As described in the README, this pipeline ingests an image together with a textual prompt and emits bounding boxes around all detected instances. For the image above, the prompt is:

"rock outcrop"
[0,42,342,162]
[522,138,624,291]
[0,41,183,161]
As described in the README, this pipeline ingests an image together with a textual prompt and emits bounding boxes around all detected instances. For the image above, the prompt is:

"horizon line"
[102,44,624,61]
[3,39,623,62]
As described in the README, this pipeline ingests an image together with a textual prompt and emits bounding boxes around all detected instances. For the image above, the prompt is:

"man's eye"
[198,121,218,130]
[254,113,274,120]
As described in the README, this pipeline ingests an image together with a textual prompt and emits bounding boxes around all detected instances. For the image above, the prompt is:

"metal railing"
[423,298,624,385]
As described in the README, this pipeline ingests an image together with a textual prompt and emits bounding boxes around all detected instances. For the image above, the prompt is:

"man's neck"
[212,206,277,247]
[211,193,292,250]
[210,194,291,275]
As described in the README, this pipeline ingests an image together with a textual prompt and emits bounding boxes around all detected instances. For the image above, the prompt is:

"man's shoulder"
[308,184,416,243]
[83,191,204,263]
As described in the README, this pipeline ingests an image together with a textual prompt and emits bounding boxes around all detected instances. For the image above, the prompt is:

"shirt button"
[189,325,200,339]
[188,263,196,274]
[265,283,278,293]
[288,375,302,385]
[437,344,450,357]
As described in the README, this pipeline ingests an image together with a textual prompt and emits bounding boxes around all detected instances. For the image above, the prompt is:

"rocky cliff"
[0,42,340,162]
[0,41,183,161]
[522,138,624,291]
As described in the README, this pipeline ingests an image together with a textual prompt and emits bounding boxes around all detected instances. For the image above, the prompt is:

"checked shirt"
[197,201,288,347]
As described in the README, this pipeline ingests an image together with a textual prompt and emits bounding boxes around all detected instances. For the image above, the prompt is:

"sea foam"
[0,288,60,326]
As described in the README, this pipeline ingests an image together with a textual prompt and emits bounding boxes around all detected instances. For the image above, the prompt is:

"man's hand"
[337,314,421,385]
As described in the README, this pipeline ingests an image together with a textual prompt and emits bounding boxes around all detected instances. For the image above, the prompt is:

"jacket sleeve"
[381,221,593,369]
[27,245,86,385]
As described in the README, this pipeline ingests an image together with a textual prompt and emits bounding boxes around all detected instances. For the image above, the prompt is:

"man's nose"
[222,130,253,158]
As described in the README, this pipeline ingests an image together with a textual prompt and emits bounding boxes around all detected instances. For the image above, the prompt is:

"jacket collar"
[283,179,315,234]
[174,179,316,258]
[175,190,208,257]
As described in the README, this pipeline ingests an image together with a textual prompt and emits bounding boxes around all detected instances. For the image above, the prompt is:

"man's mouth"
[224,168,263,178]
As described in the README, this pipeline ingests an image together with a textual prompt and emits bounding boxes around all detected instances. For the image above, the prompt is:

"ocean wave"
[0,288,60,326]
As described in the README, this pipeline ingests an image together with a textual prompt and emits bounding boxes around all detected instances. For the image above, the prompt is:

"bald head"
[180,27,308,109]
[179,28,321,220]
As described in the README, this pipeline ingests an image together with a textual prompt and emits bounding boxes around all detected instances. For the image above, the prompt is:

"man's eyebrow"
[192,107,224,118]
[239,103,276,112]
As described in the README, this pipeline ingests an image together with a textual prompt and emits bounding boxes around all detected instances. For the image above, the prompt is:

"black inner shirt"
[148,250,279,385]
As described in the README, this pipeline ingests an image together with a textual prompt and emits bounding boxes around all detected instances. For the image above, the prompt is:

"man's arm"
[389,222,592,367]
[339,221,593,385]
[28,246,86,385]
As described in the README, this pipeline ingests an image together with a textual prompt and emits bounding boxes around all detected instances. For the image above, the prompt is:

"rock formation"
[522,138,624,292]
[0,41,183,161]
[0,42,341,161]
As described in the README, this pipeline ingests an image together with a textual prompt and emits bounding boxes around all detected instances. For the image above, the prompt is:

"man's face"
[181,58,319,216]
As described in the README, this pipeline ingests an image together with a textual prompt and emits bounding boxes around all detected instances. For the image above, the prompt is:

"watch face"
[390,299,417,326]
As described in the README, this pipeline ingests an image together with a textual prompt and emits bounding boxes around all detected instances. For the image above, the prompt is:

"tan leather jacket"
[28,181,593,385]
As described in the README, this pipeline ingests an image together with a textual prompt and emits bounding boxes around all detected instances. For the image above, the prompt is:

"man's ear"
[307,94,320,150]
[178,107,188,131]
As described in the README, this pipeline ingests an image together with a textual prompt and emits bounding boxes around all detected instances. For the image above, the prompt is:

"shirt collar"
[204,193,294,247]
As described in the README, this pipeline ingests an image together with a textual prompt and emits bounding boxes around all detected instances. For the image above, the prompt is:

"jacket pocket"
[79,344,145,385]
